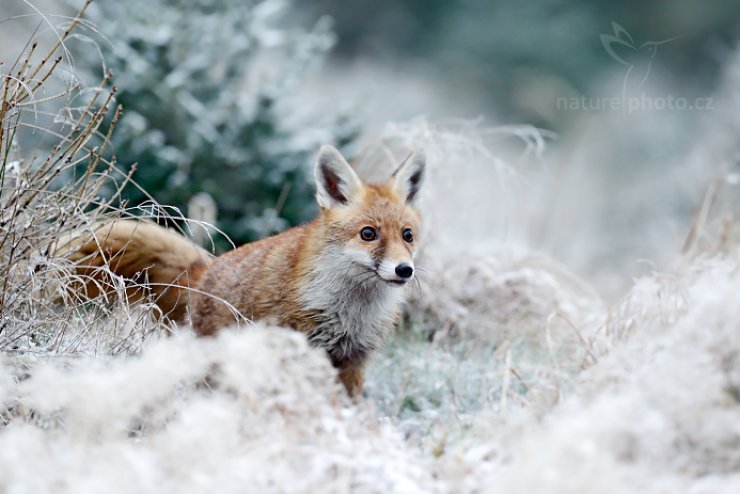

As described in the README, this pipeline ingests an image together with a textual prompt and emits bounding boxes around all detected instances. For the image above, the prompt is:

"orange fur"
[61,221,212,322]
[65,145,425,396]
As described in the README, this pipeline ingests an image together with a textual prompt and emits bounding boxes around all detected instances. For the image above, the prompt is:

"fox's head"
[314,145,425,287]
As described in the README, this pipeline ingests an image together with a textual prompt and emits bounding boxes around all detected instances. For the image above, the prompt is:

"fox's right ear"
[315,145,363,209]
[391,149,425,205]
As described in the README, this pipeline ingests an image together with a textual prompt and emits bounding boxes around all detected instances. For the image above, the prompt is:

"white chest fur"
[298,248,406,363]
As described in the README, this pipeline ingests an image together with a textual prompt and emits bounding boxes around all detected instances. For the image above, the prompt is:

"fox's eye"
[360,226,377,241]
[402,228,413,243]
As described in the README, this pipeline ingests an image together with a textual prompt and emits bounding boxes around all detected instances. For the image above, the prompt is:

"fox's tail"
[59,220,212,323]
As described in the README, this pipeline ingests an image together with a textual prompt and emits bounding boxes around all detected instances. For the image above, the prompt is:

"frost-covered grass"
[0,0,150,357]
[2,251,739,493]
[431,253,740,494]
[0,327,436,493]
[366,251,604,444]
[0,2,225,358]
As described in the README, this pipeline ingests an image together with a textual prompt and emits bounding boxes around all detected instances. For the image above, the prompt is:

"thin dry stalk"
[0,2,169,357]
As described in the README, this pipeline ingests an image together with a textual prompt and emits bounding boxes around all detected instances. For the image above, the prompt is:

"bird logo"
[600,22,678,103]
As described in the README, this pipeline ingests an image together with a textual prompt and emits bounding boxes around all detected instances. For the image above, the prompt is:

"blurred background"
[301,0,740,127]
[3,0,740,298]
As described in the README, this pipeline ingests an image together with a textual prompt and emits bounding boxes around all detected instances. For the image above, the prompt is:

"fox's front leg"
[338,363,365,398]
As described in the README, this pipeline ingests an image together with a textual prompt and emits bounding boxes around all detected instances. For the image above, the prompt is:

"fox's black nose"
[395,263,414,279]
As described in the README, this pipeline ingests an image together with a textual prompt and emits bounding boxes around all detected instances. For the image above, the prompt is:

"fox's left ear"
[315,144,364,209]
[390,149,426,205]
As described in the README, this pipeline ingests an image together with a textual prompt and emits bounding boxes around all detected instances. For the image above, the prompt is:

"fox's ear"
[391,149,425,205]
[315,145,363,209]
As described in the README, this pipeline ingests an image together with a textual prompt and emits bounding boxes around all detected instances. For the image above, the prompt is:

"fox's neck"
[295,225,405,366]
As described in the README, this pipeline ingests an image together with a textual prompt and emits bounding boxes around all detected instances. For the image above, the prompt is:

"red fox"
[67,145,425,396]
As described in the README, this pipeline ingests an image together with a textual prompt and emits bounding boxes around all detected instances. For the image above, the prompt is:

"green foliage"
[73,0,359,248]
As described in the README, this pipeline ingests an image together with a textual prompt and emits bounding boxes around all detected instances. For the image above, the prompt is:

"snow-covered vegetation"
[2,1,740,493]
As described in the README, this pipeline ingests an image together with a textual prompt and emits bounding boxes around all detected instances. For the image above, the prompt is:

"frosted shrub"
[70,0,360,246]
